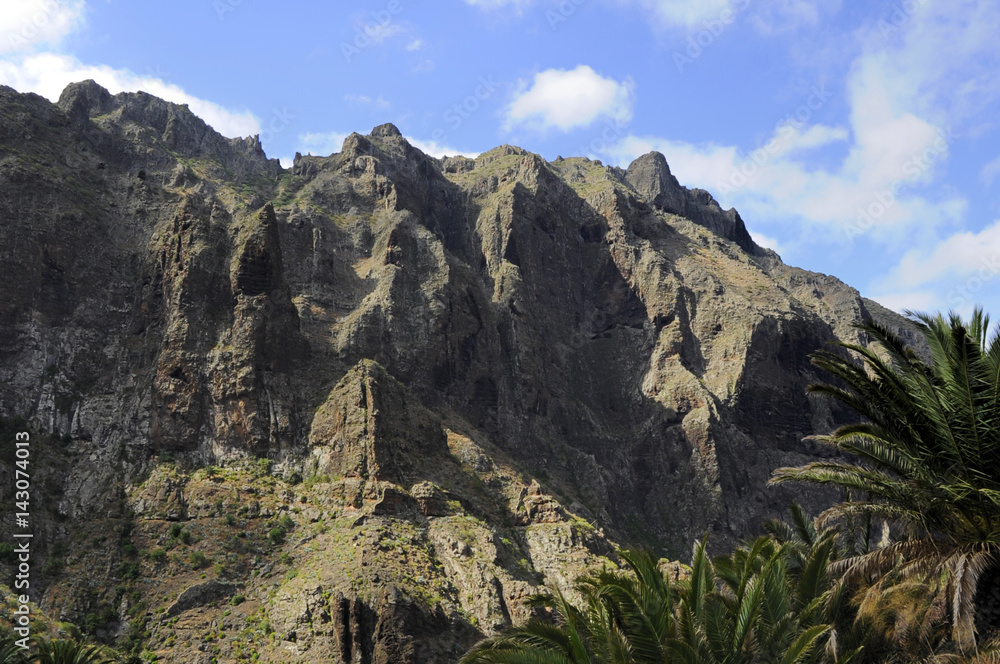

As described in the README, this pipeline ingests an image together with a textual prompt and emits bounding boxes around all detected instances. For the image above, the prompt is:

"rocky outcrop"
[625,151,760,254]
[0,81,920,660]
[166,581,237,617]
[57,79,281,182]
[308,360,449,487]
[147,197,304,458]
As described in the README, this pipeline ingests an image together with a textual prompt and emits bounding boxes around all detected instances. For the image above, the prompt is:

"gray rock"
[166,581,236,617]
[0,80,925,660]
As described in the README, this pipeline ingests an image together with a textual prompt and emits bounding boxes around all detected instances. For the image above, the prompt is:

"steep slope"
[0,81,916,662]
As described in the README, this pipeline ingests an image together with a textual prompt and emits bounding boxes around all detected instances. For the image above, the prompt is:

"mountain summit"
[0,81,914,661]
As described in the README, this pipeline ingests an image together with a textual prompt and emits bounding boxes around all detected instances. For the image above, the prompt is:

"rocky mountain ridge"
[0,80,914,662]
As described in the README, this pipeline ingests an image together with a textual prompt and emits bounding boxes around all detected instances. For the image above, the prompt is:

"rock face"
[166,581,237,617]
[624,151,757,253]
[0,81,918,661]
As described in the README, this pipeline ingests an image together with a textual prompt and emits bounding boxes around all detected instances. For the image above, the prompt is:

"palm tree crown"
[771,308,1000,653]
[33,639,115,664]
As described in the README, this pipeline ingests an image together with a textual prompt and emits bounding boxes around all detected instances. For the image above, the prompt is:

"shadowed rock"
[0,81,924,662]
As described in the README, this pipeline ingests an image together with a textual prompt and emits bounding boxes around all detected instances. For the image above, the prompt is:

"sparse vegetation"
[186,551,209,570]
[145,548,166,563]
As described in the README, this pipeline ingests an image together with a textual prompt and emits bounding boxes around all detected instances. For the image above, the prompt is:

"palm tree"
[771,308,1000,654]
[926,636,1000,663]
[669,537,845,664]
[462,538,844,664]
[0,635,28,664]
[765,504,896,663]
[33,639,115,664]
[577,549,675,663]
[459,587,599,664]
[461,549,673,664]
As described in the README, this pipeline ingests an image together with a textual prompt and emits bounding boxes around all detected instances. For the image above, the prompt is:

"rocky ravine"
[0,80,915,662]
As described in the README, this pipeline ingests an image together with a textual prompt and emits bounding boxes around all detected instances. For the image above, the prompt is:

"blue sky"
[2,0,1000,320]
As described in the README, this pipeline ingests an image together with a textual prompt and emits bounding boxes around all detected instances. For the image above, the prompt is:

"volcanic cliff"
[0,80,915,662]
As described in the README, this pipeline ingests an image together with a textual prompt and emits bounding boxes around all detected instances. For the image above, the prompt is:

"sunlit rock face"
[0,81,917,661]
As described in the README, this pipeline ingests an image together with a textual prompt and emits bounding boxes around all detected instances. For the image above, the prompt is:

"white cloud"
[748,0,838,35]
[462,0,829,32]
[464,0,732,28]
[0,52,260,138]
[748,230,784,255]
[775,123,849,156]
[637,0,832,32]
[405,136,480,158]
[461,0,533,12]
[345,93,391,110]
[631,0,735,28]
[880,220,1000,290]
[981,155,1000,186]
[406,38,424,51]
[867,290,941,316]
[593,1,1000,246]
[870,219,1000,317]
[861,0,1000,125]
[0,0,85,55]
[412,59,434,73]
[505,65,634,133]
[601,125,964,244]
[0,4,262,139]
[602,134,738,185]
[366,22,406,46]
[298,131,351,157]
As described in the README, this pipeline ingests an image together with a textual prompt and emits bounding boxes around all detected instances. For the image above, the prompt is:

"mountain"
[0,80,916,662]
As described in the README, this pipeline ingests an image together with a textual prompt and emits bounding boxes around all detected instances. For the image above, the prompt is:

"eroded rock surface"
[0,81,919,661]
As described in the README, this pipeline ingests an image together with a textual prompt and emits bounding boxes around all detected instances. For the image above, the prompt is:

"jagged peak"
[621,150,766,256]
[625,150,685,215]
[366,124,440,167]
[688,188,721,208]
[475,144,530,166]
[47,80,281,180]
[441,155,475,174]
[370,122,403,139]
[259,201,277,223]
[48,79,760,257]
[57,79,115,120]
[342,132,374,156]
[628,151,675,178]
